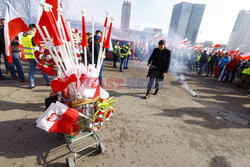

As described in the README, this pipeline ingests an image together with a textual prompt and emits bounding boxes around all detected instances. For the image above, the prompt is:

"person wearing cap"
[144,40,171,99]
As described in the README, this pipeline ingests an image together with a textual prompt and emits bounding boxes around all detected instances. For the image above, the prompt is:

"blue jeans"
[28,59,50,86]
[94,58,104,86]
[120,58,125,71]
[147,77,160,91]
[198,63,205,74]
[222,70,232,83]
[124,54,130,68]
[9,53,25,80]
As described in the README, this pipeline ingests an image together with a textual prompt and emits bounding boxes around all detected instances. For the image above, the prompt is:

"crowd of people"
[173,48,250,88]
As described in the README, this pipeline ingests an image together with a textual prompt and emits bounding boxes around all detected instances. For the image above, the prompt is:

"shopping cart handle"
[71,96,100,107]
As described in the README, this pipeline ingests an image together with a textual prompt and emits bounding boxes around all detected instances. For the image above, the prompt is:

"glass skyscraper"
[121,0,132,30]
[167,2,205,44]
[227,10,250,53]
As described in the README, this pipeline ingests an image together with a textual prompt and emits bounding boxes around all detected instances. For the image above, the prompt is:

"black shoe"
[144,91,150,99]
[47,83,50,86]
[154,89,159,95]
[29,85,36,89]
[120,70,124,72]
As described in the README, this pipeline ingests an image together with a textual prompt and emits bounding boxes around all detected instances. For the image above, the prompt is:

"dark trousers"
[113,53,118,67]
[207,64,214,76]
[120,58,125,71]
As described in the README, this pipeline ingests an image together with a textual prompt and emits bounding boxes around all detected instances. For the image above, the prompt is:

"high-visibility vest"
[127,47,132,55]
[242,67,250,75]
[113,45,118,54]
[21,34,35,59]
[119,48,126,58]
[196,55,201,62]
[208,57,211,62]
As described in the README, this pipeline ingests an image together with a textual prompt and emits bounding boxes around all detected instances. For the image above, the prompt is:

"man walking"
[197,50,208,74]
[144,40,171,99]
[21,24,50,89]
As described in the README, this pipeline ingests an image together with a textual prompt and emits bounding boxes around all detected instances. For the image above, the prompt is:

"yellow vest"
[242,67,250,75]
[21,34,35,59]
[196,55,201,62]
[119,48,126,58]
[127,47,132,55]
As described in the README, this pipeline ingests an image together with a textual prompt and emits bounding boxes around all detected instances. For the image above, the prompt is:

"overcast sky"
[63,0,250,44]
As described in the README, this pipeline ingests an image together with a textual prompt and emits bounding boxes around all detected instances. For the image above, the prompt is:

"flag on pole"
[34,10,63,46]
[152,33,160,40]
[45,0,62,21]
[4,1,30,63]
[180,38,188,44]
[212,44,222,48]
[239,52,250,60]
[104,21,113,49]
[81,14,88,47]
[36,101,79,134]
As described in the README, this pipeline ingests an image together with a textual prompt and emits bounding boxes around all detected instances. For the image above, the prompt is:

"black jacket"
[89,35,100,59]
[11,36,20,53]
[0,25,5,53]
[199,52,208,64]
[80,47,92,65]
[147,48,171,79]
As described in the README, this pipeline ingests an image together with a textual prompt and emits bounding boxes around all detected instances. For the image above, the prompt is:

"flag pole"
[97,11,109,72]
[81,9,88,72]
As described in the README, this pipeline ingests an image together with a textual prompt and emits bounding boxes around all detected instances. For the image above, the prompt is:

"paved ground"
[0,60,249,167]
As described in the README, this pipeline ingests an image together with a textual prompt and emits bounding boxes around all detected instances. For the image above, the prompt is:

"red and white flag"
[239,52,250,60]
[45,0,62,21]
[152,33,160,40]
[212,44,222,48]
[4,1,29,63]
[180,38,188,44]
[36,101,79,134]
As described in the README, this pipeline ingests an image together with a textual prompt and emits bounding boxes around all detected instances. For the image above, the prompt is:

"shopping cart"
[45,94,105,167]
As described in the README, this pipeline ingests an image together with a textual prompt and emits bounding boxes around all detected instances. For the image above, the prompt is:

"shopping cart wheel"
[66,157,74,167]
[98,142,105,154]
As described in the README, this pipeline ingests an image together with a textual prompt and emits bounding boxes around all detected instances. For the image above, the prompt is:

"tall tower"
[227,10,250,53]
[167,2,205,44]
[121,0,132,30]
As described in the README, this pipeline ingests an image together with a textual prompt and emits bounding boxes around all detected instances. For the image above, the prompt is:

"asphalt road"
[0,60,249,167]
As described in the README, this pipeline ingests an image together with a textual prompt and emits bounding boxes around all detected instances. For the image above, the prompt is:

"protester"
[239,60,250,87]
[0,18,12,76]
[145,40,171,99]
[119,43,127,72]
[21,24,50,89]
[206,52,218,77]
[217,52,231,78]
[222,54,239,82]
[112,41,119,68]
[9,36,29,82]
[89,30,104,86]
[197,50,208,74]
[124,43,132,69]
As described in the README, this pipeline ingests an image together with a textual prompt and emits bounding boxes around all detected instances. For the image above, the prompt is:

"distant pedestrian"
[197,50,208,74]
[119,43,127,72]
[113,41,119,68]
[124,43,132,69]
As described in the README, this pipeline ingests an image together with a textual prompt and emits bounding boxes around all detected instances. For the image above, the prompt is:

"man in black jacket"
[144,40,171,99]
[197,50,208,74]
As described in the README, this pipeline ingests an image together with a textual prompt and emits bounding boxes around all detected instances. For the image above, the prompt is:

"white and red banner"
[212,44,222,48]
[239,52,250,60]
[152,33,160,40]
[36,101,79,133]
[4,1,29,63]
